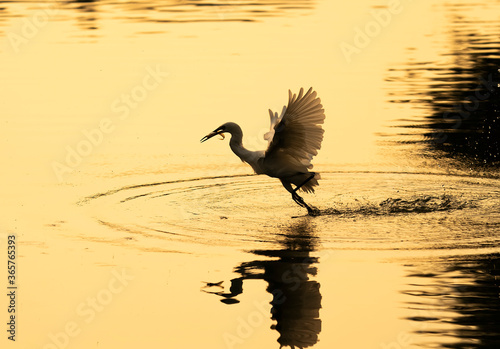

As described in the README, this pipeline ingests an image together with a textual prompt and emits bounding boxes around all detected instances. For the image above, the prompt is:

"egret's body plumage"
[201,88,325,214]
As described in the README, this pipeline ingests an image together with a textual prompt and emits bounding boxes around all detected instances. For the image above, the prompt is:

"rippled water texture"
[1,1,499,349]
[81,172,500,252]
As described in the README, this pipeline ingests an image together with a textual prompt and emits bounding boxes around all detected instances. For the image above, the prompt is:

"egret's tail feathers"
[291,172,321,193]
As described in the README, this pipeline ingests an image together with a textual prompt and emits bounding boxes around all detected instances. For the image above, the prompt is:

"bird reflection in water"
[202,219,322,348]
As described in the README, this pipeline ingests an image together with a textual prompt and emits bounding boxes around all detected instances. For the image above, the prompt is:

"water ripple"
[79,171,500,252]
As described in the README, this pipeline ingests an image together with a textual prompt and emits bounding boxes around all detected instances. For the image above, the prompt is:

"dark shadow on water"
[0,0,316,33]
[385,1,500,169]
[202,219,322,348]
[402,254,500,348]
[382,7,500,341]
[72,0,100,31]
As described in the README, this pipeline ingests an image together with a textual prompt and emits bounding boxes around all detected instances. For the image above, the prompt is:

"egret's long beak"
[200,130,225,143]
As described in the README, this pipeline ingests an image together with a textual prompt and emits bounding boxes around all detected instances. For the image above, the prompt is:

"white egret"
[201,87,325,215]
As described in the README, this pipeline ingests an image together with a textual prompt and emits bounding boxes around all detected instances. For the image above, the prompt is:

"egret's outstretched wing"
[264,87,325,171]
[264,105,286,147]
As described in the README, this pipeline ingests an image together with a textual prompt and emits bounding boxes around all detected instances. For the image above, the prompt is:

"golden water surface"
[1,1,499,348]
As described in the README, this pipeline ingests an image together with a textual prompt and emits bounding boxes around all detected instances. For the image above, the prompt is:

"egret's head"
[200,122,239,143]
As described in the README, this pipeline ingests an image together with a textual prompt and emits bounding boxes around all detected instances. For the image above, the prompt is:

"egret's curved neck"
[228,125,247,159]
[227,124,264,174]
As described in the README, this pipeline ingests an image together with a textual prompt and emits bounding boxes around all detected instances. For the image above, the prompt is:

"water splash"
[309,194,472,217]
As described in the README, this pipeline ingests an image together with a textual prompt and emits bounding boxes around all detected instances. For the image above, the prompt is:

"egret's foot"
[306,206,321,216]
[291,206,320,218]
[292,192,320,216]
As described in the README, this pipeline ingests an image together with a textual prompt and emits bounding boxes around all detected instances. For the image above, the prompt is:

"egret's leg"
[280,179,316,215]
[291,191,306,207]
[293,172,316,193]
[293,192,314,213]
